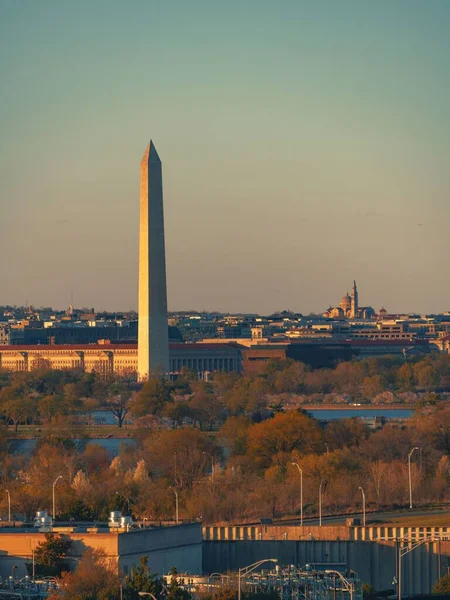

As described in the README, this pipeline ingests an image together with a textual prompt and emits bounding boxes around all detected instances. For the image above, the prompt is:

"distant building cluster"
[323,281,375,320]
[1,143,449,379]
[0,283,449,377]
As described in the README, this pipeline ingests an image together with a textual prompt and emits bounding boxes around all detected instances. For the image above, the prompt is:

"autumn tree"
[433,573,450,593]
[246,411,324,471]
[218,416,251,456]
[50,548,120,600]
[143,429,219,491]
[190,382,223,429]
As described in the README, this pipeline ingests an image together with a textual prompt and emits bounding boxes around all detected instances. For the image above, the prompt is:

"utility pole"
[358,486,366,527]
[408,447,419,509]
[291,463,303,526]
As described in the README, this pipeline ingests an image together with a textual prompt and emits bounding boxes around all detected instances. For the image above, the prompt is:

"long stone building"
[0,342,242,376]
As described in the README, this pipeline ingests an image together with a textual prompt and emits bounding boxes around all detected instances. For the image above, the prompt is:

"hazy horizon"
[1,1,450,315]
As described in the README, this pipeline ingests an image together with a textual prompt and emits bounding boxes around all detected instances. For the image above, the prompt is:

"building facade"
[0,342,243,376]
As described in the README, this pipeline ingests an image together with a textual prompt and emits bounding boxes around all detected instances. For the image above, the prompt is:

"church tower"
[350,280,359,318]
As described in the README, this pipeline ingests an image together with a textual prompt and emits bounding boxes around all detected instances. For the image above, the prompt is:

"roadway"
[279,507,450,527]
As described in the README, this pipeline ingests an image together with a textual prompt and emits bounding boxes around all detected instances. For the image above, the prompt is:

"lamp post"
[324,570,354,600]
[358,486,366,527]
[6,489,11,523]
[173,489,179,525]
[52,476,63,522]
[319,478,325,526]
[291,462,303,526]
[408,447,419,509]
[238,559,278,600]
[138,593,158,599]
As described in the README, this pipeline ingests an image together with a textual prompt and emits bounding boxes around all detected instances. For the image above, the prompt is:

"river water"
[8,408,413,456]
[307,408,413,420]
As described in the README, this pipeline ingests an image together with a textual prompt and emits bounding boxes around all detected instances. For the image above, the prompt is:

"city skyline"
[1,1,450,314]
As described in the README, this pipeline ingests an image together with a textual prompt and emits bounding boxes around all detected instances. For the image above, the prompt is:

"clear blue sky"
[1,0,449,314]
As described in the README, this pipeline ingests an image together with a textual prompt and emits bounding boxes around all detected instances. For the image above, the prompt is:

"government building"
[0,342,242,377]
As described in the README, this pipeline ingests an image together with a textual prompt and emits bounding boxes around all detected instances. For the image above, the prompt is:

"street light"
[52,476,63,522]
[171,488,179,525]
[138,593,158,599]
[358,486,366,527]
[324,570,354,600]
[319,478,326,526]
[291,462,303,526]
[5,489,11,523]
[408,447,419,509]
[238,559,278,600]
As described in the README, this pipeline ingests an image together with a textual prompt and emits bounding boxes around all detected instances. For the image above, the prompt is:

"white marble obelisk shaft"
[138,141,169,379]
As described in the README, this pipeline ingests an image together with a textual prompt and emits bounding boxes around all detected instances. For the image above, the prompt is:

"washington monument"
[138,141,169,379]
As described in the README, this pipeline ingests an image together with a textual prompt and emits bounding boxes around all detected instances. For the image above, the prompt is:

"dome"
[339,293,351,312]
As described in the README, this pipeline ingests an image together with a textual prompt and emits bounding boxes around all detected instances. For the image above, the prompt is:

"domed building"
[339,293,351,316]
[323,281,375,320]
[378,306,388,319]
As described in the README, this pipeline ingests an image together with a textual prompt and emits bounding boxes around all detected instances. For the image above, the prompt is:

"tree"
[62,382,84,413]
[396,363,415,390]
[103,393,133,428]
[218,416,250,456]
[50,548,120,600]
[143,429,218,491]
[165,567,192,600]
[123,555,163,600]
[246,411,324,470]
[433,572,450,593]
[31,533,72,577]
[361,375,385,399]
[0,387,36,431]
[325,419,369,450]
[38,394,63,424]
[133,377,172,416]
[414,364,439,390]
[164,401,194,428]
[190,382,223,429]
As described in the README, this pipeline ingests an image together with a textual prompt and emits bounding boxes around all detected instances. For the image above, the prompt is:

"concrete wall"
[0,523,202,580]
[202,539,450,596]
[203,524,450,542]
[118,523,202,576]
[0,529,119,579]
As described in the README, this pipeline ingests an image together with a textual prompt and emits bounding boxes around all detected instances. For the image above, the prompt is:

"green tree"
[124,555,163,599]
[133,377,172,416]
[163,401,194,428]
[38,394,64,423]
[31,533,72,577]
[0,387,36,431]
[165,567,192,600]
